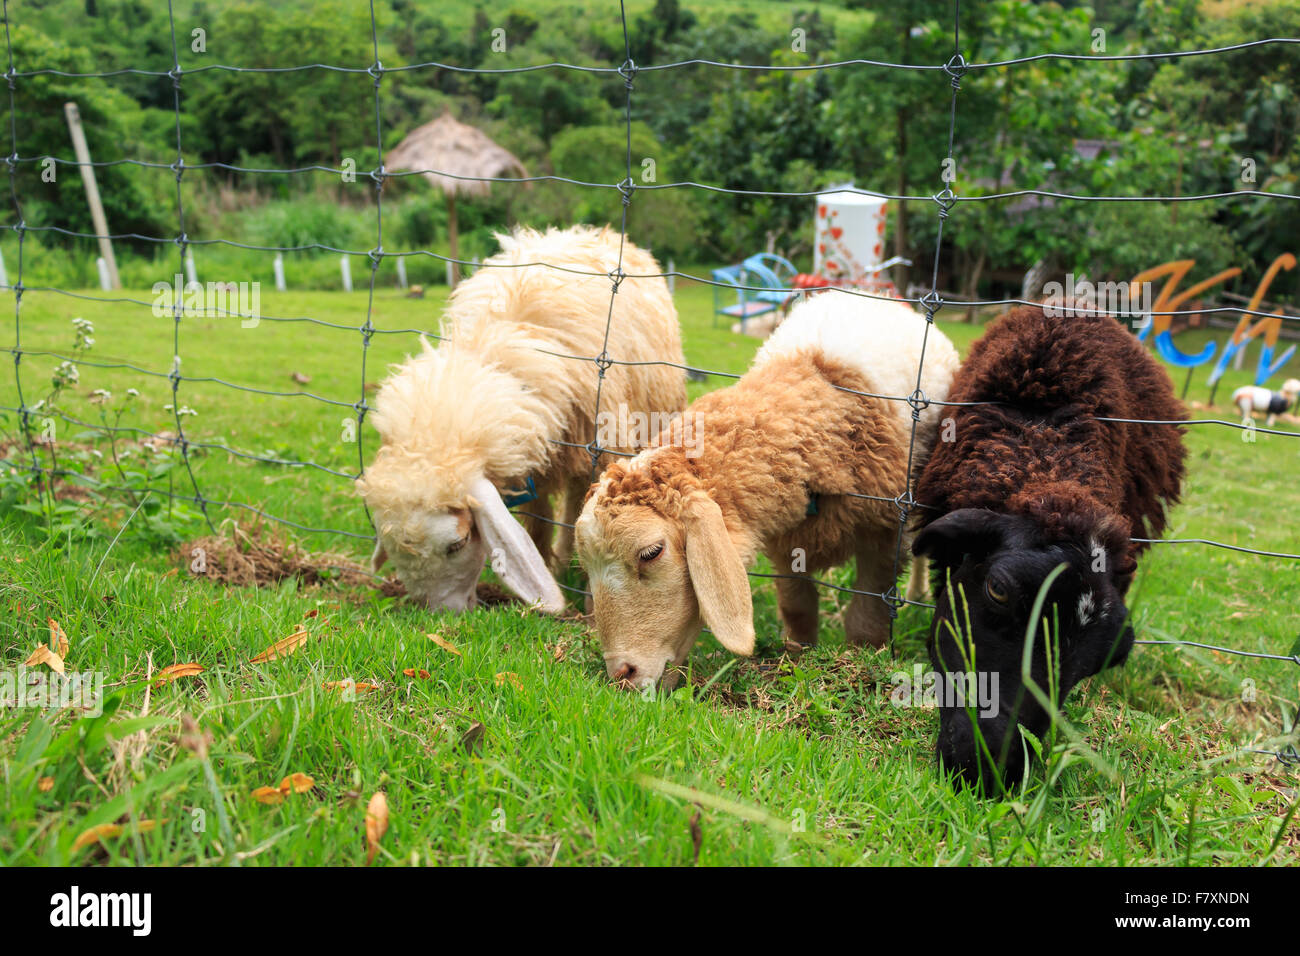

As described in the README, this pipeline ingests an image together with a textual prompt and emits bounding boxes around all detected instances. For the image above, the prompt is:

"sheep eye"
[985,577,1010,604]
[446,536,468,556]
[638,543,664,563]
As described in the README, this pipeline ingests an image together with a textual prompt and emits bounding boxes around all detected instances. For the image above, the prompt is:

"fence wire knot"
[3,68,14,90]
[943,53,968,89]
[919,289,943,317]
[168,65,183,87]
[367,246,383,268]
[369,164,386,188]
[893,489,917,520]
[881,585,904,618]
[931,186,956,219]
[3,151,14,170]
[616,177,635,207]
[368,61,384,85]
[618,58,637,89]
[593,351,614,375]
[907,388,930,420]
[607,266,626,293]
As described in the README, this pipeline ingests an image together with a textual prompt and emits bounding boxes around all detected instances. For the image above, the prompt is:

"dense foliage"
[3,0,1296,297]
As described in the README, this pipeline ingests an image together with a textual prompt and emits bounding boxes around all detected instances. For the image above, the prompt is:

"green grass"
[1,277,1298,865]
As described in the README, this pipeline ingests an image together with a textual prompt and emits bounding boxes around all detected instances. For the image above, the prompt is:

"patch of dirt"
[177,521,405,595]
[175,521,534,611]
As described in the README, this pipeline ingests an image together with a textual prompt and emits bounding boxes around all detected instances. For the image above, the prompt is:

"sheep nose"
[610,662,637,684]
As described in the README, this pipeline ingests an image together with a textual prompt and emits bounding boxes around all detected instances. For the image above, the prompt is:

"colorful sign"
[1132,253,1296,387]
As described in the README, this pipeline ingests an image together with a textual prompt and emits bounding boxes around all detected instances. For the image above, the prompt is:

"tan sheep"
[357,225,686,612]
[576,290,961,689]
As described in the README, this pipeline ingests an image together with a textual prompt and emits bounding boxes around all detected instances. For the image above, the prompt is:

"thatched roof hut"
[386,111,528,285]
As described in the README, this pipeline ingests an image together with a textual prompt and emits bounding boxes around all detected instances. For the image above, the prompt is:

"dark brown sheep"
[912,305,1186,792]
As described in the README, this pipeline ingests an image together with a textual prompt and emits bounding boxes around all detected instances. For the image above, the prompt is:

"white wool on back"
[754,289,961,449]
[361,224,682,514]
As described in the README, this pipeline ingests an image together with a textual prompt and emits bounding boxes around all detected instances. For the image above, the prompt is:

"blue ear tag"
[806,492,819,517]
[502,475,538,508]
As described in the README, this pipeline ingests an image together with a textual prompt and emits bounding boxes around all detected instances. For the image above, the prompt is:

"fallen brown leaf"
[689,808,703,864]
[279,773,315,795]
[251,786,285,805]
[365,792,388,865]
[38,776,54,792]
[154,662,205,686]
[250,629,310,664]
[427,632,461,656]
[72,819,163,851]
[48,618,69,657]
[460,721,485,755]
[324,680,377,695]
[495,671,522,691]
[24,644,65,674]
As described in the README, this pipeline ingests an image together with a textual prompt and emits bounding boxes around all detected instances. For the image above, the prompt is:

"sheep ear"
[682,491,754,656]
[466,476,565,614]
[370,539,389,572]
[912,508,1009,566]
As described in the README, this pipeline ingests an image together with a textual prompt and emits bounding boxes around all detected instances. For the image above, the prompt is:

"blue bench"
[712,254,800,331]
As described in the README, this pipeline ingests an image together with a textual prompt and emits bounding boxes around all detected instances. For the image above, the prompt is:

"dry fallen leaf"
[38,776,54,792]
[251,786,285,806]
[48,618,69,657]
[365,792,388,865]
[250,629,310,664]
[324,680,377,695]
[24,644,65,674]
[154,662,205,686]
[495,672,523,691]
[291,371,311,385]
[460,721,485,755]
[427,632,461,656]
[279,773,315,795]
[73,819,163,851]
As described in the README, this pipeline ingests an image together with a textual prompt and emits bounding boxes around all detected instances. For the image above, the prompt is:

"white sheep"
[357,225,687,612]
[1232,379,1300,427]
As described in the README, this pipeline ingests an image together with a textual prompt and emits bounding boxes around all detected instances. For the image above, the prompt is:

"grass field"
[1,274,1298,865]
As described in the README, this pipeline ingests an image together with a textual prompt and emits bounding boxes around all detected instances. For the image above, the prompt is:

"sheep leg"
[845,542,894,648]
[775,574,820,648]
[522,495,554,568]
[551,477,586,574]
[905,553,929,603]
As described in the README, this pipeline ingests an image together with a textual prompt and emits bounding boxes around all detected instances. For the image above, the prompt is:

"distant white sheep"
[357,225,687,612]
[1232,379,1300,427]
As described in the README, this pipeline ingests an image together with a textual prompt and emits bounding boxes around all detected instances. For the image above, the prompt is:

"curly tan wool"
[576,292,960,688]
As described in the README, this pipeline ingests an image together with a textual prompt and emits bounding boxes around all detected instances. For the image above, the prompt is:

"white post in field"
[273,253,286,292]
[0,248,8,289]
[341,255,353,293]
[64,102,120,289]
[96,257,111,291]
[185,250,197,286]
[668,259,675,296]
[445,260,454,287]
[395,256,407,289]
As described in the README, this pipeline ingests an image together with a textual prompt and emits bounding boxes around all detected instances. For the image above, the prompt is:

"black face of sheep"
[913,508,1136,794]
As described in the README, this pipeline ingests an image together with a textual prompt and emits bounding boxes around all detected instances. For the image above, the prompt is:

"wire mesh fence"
[0,0,1296,764]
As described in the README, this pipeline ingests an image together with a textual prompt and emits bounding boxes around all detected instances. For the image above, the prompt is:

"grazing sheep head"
[575,457,755,690]
[913,507,1136,794]
[359,463,563,614]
